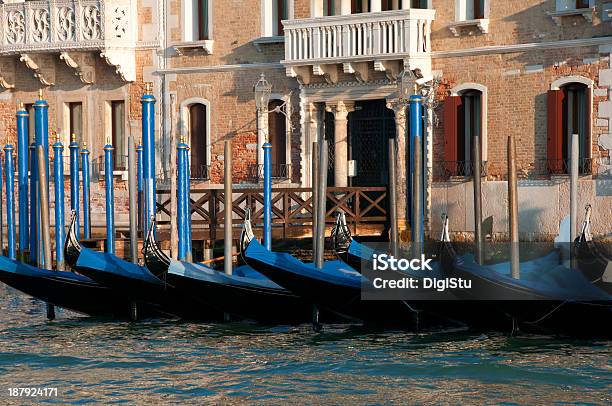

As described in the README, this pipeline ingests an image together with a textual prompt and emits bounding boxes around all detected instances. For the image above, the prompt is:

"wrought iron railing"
[247,164,292,182]
[432,161,489,181]
[191,164,211,180]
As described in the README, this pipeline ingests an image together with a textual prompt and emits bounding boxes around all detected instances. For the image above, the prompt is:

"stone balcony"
[0,0,137,88]
[282,9,435,85]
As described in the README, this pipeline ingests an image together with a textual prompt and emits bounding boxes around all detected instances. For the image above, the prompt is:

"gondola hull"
[0,256,136,318]
[74,248,222,320]
[165,262,313,323]
[440,243,612,336]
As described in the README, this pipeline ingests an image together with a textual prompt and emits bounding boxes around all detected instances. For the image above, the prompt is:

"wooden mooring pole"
[38,145,54,319]
[473,134,483,265]
[224,140,233,276]
[508,135,519,279]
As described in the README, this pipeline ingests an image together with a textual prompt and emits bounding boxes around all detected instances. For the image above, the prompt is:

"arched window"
[443,84,487,176]
[188,103,209,179]
[268,99,289,178]
[547,79,592,174]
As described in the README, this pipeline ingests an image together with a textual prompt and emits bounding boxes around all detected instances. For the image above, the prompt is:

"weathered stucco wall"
[430,178,612,240]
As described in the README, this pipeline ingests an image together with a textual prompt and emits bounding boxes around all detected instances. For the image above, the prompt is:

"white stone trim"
[157,62,284,74]
[450,82,488,162]
[432,36,612,58]
[550,75,594,90]
[179,97,212,170]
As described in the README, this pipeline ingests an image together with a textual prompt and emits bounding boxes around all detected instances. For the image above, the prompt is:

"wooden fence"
[155,186,389,240]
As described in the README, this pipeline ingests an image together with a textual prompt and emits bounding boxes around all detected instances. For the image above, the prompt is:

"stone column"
[326,101,355,188]
[306,102,320,188]
[386,99,409,240]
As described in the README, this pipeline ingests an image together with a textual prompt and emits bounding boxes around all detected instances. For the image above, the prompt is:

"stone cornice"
[432,36,612,59]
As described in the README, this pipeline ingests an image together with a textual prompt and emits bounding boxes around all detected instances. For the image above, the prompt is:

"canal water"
[0,284,610,404]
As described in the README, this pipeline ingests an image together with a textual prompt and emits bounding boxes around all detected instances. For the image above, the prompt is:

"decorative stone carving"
[286,66,312,85]
[57,6,76,41]
[374,60,401,81]
[19,54,55,86]
[313,64,338,85]
[31,8,50,42]
[6,10,25,45]
[343,62,370,84]
[60,52,95,84]
[0,59,16,89]
[100,49,135,82]
[0,1,136,84]
[82,5,101,40]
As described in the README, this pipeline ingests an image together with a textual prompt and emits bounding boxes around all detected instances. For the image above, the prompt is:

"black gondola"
[0,255,137,319]
[141,214,313,324]
[64,213,219,320]
[574,205,612,295]
[439,216,612,336]
[241,214,460,328]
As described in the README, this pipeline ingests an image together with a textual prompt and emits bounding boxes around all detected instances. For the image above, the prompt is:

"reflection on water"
[0,284,610,404]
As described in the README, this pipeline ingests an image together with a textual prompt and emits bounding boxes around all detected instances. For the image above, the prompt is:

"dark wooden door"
[268,100,287,170]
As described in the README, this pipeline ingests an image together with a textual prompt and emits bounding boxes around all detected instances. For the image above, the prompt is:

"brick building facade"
[0,0,611,237]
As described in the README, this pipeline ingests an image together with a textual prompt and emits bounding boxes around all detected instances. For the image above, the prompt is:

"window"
[324,0,335,16]
[111,101,125,170]
[268,100,288,177]
[547,82,591,174]
[69,102,83,143]
[556,0,591,11]
[411,0,428,8]
[468,0,484,19]
[189,103,209,179]
[443,86,486,177]
[196,0,209,40]
[275,0,288,35]
[352,0,368,13]
[183,0,211,42]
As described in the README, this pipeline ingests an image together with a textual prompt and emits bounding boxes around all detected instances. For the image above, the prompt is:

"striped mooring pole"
[16,104,29,256]
[52,139,65,270]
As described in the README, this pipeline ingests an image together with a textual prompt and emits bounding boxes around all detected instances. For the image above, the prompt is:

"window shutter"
[547,90,564,174]
[443,95,461,176]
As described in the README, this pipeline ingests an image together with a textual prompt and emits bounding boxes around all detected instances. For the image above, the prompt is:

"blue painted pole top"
[53,140,64,150]
[409,94,423,103]
[263,142,272,148]
[5,144,14,151]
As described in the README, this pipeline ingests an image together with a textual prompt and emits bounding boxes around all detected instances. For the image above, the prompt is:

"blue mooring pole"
[141,84,157,236]
[409,93,424,244]
[34,92,49,266]
[52,139,65,269]
[177,139,186,260]
[5,144,16,260]
[263,142,272,250]
[184,143,192,260]
[136,145,143,235]
[16,105,29,255]
[104,142,115,254]
[29,142,37,264]
[69,134,80,239]
[81,144,91,239]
